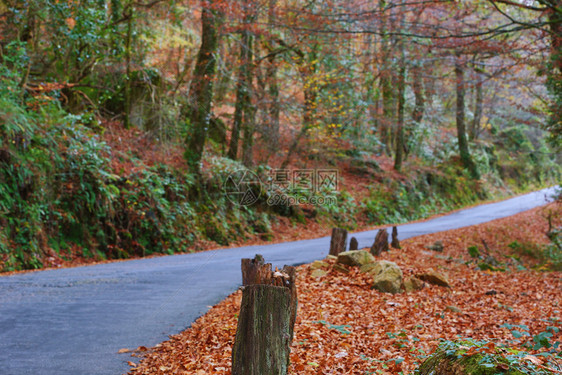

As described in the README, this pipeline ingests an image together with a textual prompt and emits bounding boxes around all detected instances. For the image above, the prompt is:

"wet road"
[0,186,557,375]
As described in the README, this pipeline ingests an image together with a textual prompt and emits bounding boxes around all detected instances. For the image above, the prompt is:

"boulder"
[311,269,328,278]
[359,263,377,274]
[332,263,350,274]
[310,260,329,270]
[337,250,375,267]
[417,270,450,287]
[403,276,425,292]
[369,260,403,294]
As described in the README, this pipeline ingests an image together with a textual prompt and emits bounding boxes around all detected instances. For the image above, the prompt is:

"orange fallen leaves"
[128,203,561,374]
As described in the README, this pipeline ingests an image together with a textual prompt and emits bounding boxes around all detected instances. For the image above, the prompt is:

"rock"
[311,269,328,278]
[417,270,450,287]
[325,255,338,261]
[403,276,425,292]
[391,226,401,249]
[369,260,403,294]
[310,260,329,270]
[359,263,377,274]
[349,237,359,251]
[332,264,350,274]
[371,229,389,256]
[427,241,444,252]
[337,250,375,267]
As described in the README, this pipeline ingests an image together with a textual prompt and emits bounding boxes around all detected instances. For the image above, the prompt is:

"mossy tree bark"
[185,0,221,174]
[455,54,480,180]
[232,256,297,375]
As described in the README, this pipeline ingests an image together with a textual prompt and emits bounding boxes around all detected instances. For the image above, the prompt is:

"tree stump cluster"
[232,254,297,375]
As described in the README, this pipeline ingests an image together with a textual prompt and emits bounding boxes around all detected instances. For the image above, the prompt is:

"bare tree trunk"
[228,0,255,164]
[455,54,479,179]
[185,0,221,173]
[411,64,425,124]
[394,54,406,171]
[470,75,483,140]
[123,0,133,129]
[266,0,280,152]
[281,45,318,169]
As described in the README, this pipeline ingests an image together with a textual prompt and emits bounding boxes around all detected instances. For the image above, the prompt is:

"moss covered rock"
[369,260,403,294]
[337,250,375,267]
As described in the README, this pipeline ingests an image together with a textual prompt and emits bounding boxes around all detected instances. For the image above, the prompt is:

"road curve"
[0,186,557,375]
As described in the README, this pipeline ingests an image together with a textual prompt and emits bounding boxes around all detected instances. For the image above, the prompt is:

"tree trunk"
[394,55,406,171]
[266,0,280,152]
[185,0,221,173]
[455,55,479,179]
[378,0,395,155]
[329,228,348,256]
[470,71,483,140]
[411,64,425,124]
[123,0,133,129]
[281,46,318,169]
[228,0,255,164]
[232,257,297,375]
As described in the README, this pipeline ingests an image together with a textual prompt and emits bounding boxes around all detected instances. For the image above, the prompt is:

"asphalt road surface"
[0,186,558,375]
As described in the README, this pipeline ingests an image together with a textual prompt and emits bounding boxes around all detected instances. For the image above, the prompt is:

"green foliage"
[362,166,483,226]
[418,338,561,375]
[468,246,481,258]
[0,55,274,270]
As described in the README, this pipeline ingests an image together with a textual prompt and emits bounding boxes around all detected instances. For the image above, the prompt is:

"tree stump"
[391,226,401,249]
[241,254,269,285]
[349,236,359,251]
[232,256,297,375]
[370,229,389,256]
[329,228,348,256]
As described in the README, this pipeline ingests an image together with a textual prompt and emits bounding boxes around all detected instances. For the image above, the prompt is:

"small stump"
[371,229,389,256]
[329,228,348,256]
[349,236,359,251]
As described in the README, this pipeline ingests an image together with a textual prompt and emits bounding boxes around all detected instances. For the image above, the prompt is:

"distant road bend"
[0,186,558,375]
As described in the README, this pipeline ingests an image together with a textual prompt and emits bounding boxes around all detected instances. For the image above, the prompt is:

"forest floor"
[125,201,562,375]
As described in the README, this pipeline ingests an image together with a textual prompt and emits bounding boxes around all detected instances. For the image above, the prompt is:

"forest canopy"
[0,0,560,270]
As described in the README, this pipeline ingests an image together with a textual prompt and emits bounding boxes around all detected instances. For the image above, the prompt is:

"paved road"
[0,187,558,375]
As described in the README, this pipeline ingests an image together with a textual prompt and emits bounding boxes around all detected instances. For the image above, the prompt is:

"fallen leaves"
[128,203,561,374]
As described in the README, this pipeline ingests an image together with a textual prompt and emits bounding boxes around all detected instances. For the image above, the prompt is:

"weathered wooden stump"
[370,229,389,256]
[391,226,401,249]
[349,236,359,251]
[232,255,297,375]
[329,228,348,256]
